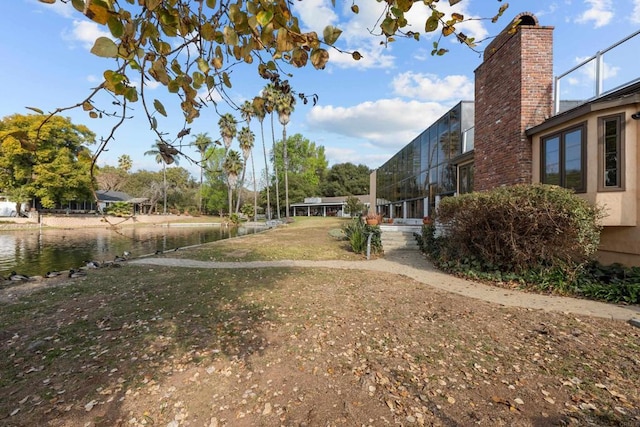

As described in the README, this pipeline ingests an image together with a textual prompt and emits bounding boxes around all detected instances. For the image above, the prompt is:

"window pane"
[543,136,560,185]
[438,115,450,161]
[603,119,619,187]
[564,128,583,190]
[459,163,474,194]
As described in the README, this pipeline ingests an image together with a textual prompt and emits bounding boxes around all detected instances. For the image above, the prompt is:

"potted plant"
[365,212,379,225]
[422,216,433,225]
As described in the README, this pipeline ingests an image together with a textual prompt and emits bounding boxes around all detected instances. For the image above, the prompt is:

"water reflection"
[0,225,259,278]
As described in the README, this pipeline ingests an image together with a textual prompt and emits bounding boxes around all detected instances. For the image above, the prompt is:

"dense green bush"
[105,201,131,217]
[342,218,382,255]
[435,184,603,274]
[573,262,640,304]
[415,184,640,304]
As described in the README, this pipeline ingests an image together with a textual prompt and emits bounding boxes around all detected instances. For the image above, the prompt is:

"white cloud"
[575,0,614,28]
[292,0,488,70]
[391,72,474,101]
[632,0,640,23]
[292,0,339,31]
[63,20,112,49]
[34,0,75,18]
[569,55,620,85]
[197,87,223,104]
[323,145,391,167]
[307,98,451,150]
[534,3,559,18]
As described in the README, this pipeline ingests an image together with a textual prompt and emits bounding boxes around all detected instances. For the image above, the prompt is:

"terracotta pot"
[366,219,378,225]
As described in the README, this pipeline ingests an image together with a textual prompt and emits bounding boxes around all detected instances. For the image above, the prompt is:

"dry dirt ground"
[1,221,640,427]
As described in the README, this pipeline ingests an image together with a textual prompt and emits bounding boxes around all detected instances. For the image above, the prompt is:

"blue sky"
[1,0,640,181]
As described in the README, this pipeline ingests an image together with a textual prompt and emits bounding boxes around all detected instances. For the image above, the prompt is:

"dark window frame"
[540,122,587,193]
[458,162,474,195]
[597,113,625,192]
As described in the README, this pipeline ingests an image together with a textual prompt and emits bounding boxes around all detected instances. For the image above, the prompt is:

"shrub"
[342,218,382,255]
[415,223,441,259]
[435,184,603,274]
[241,203,256,219]
[105,201,131,217]
[573,262,640,304]
[229,213,241,225]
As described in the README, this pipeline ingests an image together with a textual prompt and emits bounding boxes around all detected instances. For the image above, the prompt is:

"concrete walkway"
[129,250,640,322]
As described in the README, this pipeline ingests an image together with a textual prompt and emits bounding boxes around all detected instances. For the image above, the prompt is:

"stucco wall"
[531,105,640,265]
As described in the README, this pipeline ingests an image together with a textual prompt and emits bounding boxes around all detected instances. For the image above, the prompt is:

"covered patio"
[290,196,369,217]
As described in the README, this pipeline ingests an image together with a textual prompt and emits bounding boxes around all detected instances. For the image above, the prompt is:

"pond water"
[0,224,261,279]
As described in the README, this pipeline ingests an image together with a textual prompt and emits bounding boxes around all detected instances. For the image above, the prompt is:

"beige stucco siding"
[531,104,640,265]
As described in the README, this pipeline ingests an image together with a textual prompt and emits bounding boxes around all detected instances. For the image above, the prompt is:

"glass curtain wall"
[376,101,472,219]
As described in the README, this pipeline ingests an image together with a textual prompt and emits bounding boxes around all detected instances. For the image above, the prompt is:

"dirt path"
[129,250,640,322]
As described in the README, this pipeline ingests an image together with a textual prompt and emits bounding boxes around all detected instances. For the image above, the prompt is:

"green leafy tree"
[202,146,228,215]
[192,133,216,213]
[272,134,327,207]
[0,114,95,211]
[320,163,372,197]
[120,166,194,214]
[345,195,365,217]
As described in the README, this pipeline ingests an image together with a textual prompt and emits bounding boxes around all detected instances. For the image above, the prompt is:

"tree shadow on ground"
[0,264,280,426]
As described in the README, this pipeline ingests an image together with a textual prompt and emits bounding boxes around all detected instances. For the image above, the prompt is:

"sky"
[1,0,640,181]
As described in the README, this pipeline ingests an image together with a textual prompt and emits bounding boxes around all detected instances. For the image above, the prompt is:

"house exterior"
[528,83,640,265]
[290,195,370,217]
[372,101,475,221]
[96,190,150,215]
[372,12,640,266]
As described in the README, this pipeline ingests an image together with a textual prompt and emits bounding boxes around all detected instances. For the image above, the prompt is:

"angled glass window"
[541,123,586,192]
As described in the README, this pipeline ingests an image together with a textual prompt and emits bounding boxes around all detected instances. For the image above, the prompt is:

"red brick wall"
[474,20,554,192]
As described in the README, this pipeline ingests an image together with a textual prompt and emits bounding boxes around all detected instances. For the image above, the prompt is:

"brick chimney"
[473,13,554,191]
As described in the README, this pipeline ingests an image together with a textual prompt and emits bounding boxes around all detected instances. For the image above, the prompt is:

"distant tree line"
[0,113,371,217]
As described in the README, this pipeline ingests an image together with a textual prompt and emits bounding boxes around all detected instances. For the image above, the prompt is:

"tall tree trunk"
[235,165,246,214]
[163,162,167,215]
[270,113,281,219]
[260,121,271,220]
[227,186,232,219]
[283,126,289,220]
[251,153,257,222]
[199,154,204,214]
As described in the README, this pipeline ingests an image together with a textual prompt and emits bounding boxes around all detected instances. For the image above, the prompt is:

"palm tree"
[240,100,258,222]
[236,126,255,214]
[218,113,237,153]
[117,154,133,172]
[192,133,214,214]
[263,84,281,219]
[253,96,271,220]
[275,87,296,220]
[144,141,177,215]
[223,149,243,217]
